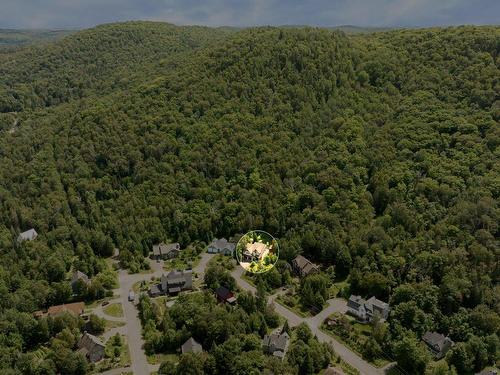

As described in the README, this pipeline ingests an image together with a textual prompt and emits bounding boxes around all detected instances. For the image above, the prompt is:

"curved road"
[231,267,382,375]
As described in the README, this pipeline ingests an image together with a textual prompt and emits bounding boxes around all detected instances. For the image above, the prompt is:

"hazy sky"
[1,0,499,29]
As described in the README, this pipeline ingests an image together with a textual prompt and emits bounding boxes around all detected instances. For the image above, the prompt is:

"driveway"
[231,267,381,375]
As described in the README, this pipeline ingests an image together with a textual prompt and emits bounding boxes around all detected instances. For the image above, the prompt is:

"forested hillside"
[0,22,498,374]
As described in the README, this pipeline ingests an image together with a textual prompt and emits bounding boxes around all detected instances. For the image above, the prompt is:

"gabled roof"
[47,302,85,316]
[263,331,290,352]
[422,331,454,354]
[292,255,319,275]
[347,295,364,310]
[153,242,180,256]
[209,238,235,251]
[181,337,202,353]
[18,228,38,241]
[215,286,233,300]
[71,270,90,284]
[164,269,192,283]
[78,332,105,352]
[365,296,389,313]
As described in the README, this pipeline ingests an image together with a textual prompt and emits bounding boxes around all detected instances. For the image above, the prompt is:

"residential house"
[347,295,390,322]
[148,269,193,297]
[77,332,105,363]
[291,255,319,277]
[242,241,269,263]
[71,270,90,292]
[207,238,235,256]
[152,242,181,260]
[46,302,85,317]
[422,331,454,359]
[263,331,290,360]
[215,286,237,305]
[161,270,192,294]
[17,228,38,242]
[181,337,202,354]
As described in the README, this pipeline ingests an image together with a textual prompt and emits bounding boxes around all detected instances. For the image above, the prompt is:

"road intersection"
[98,253,384,375]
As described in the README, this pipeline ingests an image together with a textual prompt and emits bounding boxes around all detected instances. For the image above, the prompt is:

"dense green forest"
[0,21,498,374]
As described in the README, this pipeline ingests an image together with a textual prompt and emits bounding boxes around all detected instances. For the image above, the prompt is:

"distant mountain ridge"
[0,28,75,47]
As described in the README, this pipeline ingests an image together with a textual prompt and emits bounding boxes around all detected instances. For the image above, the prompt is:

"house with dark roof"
[347,295,390,322]
[422,331,454,359]
[71,270,90,292]
[207,238,235,256]
[181,337,202,354]
[161,270,192,294]
[152,242,181,260]
[291,255,319,277]
[148,270,193,297]
[17,228,38,242]
[263,331,290,360]
[77,332,105,363]
[215,286,237,305]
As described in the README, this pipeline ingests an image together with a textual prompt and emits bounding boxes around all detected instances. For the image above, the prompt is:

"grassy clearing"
[103,303,124,318]
[104,319,126,331]
[275,294,311,318]
[147,353,179,365]
[163,248,202,271]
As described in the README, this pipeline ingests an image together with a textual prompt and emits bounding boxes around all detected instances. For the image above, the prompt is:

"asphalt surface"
[231,267,382,375]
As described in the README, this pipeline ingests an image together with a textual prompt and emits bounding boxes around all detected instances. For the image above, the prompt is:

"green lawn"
[275,294,312,318]
[104,319,126,331]
[147,353,179,365]
[163,249,202,271]
[103,303,124,318]
[321,317,390,368]
[92,335,131,373]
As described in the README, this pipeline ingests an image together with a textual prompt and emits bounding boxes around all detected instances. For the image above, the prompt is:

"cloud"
[0,0,498,29]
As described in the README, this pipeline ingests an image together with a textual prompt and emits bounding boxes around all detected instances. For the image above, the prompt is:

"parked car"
[128,291,135,302]
[102,301,110,306]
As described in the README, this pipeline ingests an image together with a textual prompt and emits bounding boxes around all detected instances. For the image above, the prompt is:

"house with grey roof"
[152,242,181,260]
[148,270,193,297]
[422,331,454,359]
[347,295,390,322]
[291,255,319,277]
[77,332,105,363]
[17,228,38,242]
[207,238,235,256]
[181,337,202,354]
[161,270,192,294]
[71,270,90,292]
[263,331,290,360]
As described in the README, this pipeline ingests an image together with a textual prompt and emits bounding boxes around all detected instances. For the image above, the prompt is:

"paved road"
[193,252,216,284]
[231,267,381,375]
[92,298,126,323]
[97,256,166,375]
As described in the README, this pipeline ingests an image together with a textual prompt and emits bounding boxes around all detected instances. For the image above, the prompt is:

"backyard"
[163,247,201,271]
[321,312,389,368]
[92,334,131,373]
